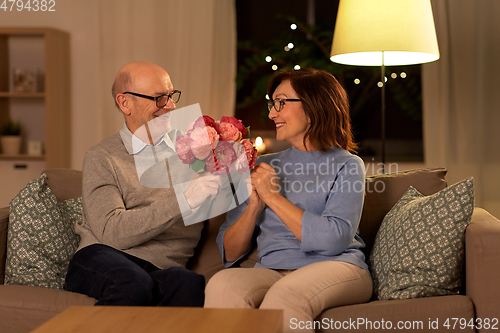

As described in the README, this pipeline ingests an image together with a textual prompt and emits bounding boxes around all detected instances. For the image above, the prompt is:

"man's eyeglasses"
[123,90,181,108]
[267,98,301,112]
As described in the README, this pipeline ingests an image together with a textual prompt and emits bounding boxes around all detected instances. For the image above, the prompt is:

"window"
[235,0,423,162]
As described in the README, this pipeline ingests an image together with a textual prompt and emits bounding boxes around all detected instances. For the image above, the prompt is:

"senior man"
[64,61,221,306]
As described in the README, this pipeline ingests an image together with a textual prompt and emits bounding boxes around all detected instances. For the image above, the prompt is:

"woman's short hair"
[267,68,357,153]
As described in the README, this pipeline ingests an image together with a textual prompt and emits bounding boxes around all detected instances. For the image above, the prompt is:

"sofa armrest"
[465,208,500,325]
[0,206,9,284]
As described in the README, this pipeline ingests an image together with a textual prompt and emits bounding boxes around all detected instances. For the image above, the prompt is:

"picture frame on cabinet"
[13,68,38,92]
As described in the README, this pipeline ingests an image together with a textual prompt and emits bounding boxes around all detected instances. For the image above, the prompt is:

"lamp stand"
[381,52,386,174]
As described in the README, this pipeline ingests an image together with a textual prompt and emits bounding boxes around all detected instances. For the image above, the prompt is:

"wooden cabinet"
[0,27,70,206]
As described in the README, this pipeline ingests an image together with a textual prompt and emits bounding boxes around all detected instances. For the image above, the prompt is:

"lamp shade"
[330,0,440,66]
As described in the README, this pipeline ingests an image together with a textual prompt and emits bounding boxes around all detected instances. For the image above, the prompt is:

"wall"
[0,0,237,171]
[0,0,101,170]
[423,0,500,218]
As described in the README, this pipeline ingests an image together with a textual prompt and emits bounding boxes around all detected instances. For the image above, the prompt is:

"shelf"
[0,27,70,170]
[0,27,69,207]
[0,91,45,98]
[0,154,45,161]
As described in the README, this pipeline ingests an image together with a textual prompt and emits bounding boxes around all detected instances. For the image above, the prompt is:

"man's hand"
[184,171,223,209]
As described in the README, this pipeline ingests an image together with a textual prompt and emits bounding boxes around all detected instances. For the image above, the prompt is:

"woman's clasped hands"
[246,163,280,210]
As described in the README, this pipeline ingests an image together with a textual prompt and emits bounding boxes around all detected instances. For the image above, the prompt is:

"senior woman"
[204,68,372,333]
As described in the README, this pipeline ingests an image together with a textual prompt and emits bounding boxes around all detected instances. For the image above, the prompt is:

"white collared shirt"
[119,122,177,156]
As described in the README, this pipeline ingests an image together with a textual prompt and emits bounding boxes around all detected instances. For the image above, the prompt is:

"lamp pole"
[306,0,315,39]
[381,51,386,174]
[307,0,315,26]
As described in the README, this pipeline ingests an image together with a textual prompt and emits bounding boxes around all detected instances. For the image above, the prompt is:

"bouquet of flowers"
[176,116,257,175]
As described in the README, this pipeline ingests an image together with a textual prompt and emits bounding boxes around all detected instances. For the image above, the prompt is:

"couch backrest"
[44,169,83,201]
[186,214,259,282]
[1,167,449,283]
[359,167,448,257]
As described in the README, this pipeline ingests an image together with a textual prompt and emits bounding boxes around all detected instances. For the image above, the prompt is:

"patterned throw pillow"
[369,177,474,300]
[4,174,82,290]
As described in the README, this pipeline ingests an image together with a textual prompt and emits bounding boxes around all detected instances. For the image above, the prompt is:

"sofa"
[1,168,499,333]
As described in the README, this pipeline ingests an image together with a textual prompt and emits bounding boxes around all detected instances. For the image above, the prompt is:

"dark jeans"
[64,244,205,307]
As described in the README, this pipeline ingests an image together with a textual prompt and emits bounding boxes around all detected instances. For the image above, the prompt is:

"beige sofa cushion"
[187,215,226,281]
[187,214,259,281]
[316,295,474,332]
[0,285,96,333]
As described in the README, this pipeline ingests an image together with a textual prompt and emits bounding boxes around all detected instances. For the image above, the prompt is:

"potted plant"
[1,119,22,155]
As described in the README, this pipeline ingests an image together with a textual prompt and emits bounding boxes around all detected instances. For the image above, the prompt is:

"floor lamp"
[330,0,440,173]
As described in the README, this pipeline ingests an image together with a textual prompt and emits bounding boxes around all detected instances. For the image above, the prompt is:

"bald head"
[112,61,176,134]
[112,61,171,108]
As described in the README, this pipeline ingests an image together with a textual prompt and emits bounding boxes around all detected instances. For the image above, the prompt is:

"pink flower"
[188,115,219,134]
[221,116,248,138]
[206,141,237,174]
[241,139,257,170]
[181,115,253,175]
[189,126,219,160]
[232,139,257,174]
[176,134,195,164]
[219,122,242,142]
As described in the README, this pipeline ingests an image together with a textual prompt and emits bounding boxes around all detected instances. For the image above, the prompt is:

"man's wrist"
[178,190,194,215]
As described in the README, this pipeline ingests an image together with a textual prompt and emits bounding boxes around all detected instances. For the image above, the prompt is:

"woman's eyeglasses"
[267,98,301,112]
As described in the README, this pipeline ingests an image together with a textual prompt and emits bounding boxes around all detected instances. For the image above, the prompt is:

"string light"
[354,78,360,84]
[294,65,301,70]
[391,73,397,79]
[272,65,278,71]
[265,56,272,62]
[265,94,270,100]
[400,72,407,78]
[290,24,297,30]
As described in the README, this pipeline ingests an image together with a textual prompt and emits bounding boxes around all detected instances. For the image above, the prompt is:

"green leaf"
[1,119,21,136]
[189,159,206,172]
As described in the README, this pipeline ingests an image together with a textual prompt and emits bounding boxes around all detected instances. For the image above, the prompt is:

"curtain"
[423,0,500,218]
[97,0,236,139]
